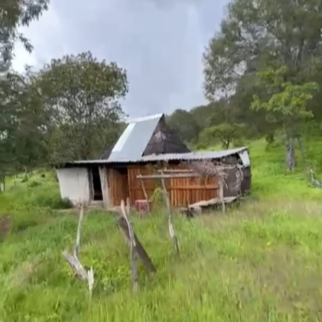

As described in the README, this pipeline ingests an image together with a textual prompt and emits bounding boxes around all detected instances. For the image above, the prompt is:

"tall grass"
[1,140,322,321]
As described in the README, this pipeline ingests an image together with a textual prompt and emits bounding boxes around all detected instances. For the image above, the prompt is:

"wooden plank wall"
[169,173,218,207]
[127,163,218,207]
[127,164,163,205]
[107,168,129,206]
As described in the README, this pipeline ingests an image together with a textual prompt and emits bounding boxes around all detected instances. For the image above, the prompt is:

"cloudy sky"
[12,0,229,117]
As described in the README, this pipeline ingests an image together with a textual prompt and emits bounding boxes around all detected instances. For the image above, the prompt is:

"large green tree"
[0,71,48,174]
[35,52,128,162]
[0,0,49,176]
[204,0,322,98]
[251,67,318,170]
[199,123,245,149]
[203,0,322,168]
[0,0,49,63]
[0,74,21,173]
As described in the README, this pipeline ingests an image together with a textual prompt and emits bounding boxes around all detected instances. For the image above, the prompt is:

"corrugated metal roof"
[140,148,248,162]
[61,147,249,166]
[107,113,163,162]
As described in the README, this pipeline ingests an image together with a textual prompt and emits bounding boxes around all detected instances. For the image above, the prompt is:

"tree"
[206,99,242,128]
[200,123,245,149]
[0,69,49,174]
[204,0,322,95]
[35,52,128,162]
[0,0,49,175]
[190,103,217,128]
[203,0,322,145]
[167,109,200,143]
[14,71,50,172]
[0,74,20,173]
[251,67,318,170]
[0,0,49,65]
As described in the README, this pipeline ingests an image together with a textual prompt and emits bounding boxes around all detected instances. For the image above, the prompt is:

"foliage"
[203,0,322,98]
[251,67,318,127]
[167,109,200,143]
[190,103,217,129]
[249,66,318,170]
[150,187,164,208]
[200,123,245,149]
[35,51,128,161]
[1,50,129,173]
[0,0,49,71]
[201,0,322,147]
[204,99,228,127]
[0,1,49,174]
[0,71,49,173]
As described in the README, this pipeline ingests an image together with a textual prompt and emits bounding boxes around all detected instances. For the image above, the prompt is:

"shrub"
[28,181,41,188]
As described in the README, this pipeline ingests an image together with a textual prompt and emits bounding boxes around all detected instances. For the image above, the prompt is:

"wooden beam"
[189,196,238,209]
[119,200,138,292]
[137,173,215,179]
[129,185,219,190]
[157,169,193,173]
[138,171,150,211]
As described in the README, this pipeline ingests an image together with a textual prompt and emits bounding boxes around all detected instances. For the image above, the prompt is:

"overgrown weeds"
[1,141,322,321]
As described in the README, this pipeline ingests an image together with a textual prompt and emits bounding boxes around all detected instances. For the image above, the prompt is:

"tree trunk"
[0,174,5,192]
[286,137,295,171]
[296,136,307,169]
[222,139,230,149]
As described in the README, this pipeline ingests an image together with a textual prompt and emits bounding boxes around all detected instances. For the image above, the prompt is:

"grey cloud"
[18,0,229,117]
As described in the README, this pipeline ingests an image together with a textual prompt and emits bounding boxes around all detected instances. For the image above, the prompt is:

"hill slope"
[1,138,322,321]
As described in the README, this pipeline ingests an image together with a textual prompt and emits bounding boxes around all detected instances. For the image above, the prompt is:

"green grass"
[1,138,322,321]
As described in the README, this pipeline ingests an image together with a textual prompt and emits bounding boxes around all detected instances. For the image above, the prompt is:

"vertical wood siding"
[126,164,219,207]
[107,168,129,206]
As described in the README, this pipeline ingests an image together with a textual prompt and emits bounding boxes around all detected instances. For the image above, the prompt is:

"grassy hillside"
[1,138,322,321]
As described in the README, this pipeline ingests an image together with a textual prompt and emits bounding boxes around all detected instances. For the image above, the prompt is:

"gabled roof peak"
[102,112,189,162]
[127,113,163,123]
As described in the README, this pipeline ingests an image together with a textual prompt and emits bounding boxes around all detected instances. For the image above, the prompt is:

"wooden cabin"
[56,114,251,209]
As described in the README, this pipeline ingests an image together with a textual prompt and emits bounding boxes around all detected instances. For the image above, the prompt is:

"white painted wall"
[56,167,91,205]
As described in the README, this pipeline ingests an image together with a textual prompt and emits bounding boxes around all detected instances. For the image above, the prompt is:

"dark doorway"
[91,166,103,200]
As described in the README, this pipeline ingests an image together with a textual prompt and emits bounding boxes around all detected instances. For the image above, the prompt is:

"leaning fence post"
[120,199,138,292]
[117,199,156,290]
[160,170,179,256]
[62,203,94,298]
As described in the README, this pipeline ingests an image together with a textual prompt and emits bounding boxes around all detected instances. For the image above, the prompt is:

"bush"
[233,138,246,148]
[194,142,207,150]
[21,176,29,183]
[28,181,41,188]
[150,188,164,209]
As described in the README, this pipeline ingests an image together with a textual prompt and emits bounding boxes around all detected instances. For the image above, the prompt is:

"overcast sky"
[12,0,228,117]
